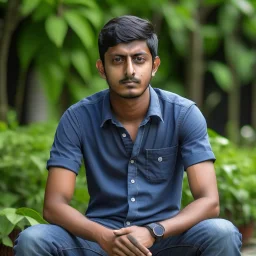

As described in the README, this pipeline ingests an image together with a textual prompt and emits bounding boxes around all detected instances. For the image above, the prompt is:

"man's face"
[96,40,160,99]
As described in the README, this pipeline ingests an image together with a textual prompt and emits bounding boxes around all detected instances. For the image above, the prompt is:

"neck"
[110,88,150,124]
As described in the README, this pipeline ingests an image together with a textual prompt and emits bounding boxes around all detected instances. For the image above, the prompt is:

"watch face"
[153,225,164,236]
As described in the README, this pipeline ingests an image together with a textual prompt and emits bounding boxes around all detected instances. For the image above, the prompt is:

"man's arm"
[44,167,152,256]
[159,160,220,237]
[43,167,113,244]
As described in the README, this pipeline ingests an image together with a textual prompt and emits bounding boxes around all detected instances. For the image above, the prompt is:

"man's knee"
[204,219,242,245]
[14,224,50,255]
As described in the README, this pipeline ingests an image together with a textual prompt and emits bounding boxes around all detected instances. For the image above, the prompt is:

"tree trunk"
[225,38,240,144]
[0,0,20,122]
[185,8,204,108]
[227,72,240,144]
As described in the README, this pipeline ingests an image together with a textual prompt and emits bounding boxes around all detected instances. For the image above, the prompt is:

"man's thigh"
[14,224,107,256]
[150,218,242,256]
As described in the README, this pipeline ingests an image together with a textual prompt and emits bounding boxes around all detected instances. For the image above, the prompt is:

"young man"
[14,15,242,256]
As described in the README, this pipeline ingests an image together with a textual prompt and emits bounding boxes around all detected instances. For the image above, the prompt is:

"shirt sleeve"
[179,104,216,170]
[46,108,83,174]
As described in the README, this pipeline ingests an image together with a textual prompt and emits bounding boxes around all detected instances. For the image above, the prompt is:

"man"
[14,15,242,256]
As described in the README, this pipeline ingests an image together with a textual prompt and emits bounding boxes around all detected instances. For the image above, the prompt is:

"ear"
[152,56,161,77]
[96,59,106,79]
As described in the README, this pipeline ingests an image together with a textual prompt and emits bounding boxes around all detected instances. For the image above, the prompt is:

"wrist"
[145,222,165,243]
[94,226,112,244]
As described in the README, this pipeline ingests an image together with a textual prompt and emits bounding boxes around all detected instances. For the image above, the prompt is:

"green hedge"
[0,122,88,214]
[182,129,256,226]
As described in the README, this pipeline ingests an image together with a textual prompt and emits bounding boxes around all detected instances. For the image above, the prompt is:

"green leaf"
[36,44,65,105]
[243,15,256,39]
[37,62,65,104]
[32,1,55,21]
[64,10,94,49]
[71,49,91,82]
[21,0,42,16]
[2,236,13,247]
[0,216,15,236]
[6,213,24,226]
[218,4,240,35]
[17,22,46,71]
[45,15,68,47]
[62,0,98,9]
[202,25,221,54]
[0,208,16,216]
[16,208,48,224]
[78,8,103,29]
[232,0,254,15]
[225,39,256,83]
[208,61,233,92]
[203,0,226,5]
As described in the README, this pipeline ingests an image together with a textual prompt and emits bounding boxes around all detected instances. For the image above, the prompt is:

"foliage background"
[0,0,255,141]
[0,0,256,244]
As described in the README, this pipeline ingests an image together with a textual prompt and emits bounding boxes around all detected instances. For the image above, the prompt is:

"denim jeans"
[14,218,242,256]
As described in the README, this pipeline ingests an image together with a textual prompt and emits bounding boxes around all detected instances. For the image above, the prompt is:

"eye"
[134,56,145,64]
[113,56,124,64]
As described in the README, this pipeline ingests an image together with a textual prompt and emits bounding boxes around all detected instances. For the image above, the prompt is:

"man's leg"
[14,224,107,256]
[150,218,242,256]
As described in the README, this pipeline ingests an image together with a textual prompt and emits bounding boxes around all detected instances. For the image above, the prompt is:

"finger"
[113,247,136,256]
[127,234,152,256]
[113,239,136,256]
[114,227,130,236]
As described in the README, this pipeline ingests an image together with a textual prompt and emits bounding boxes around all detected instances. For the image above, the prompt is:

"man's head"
[96,15,160,100]
[98,15,158,63]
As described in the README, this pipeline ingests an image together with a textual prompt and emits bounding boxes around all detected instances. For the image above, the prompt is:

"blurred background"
[0,0,255,141]
[0,0,256,248]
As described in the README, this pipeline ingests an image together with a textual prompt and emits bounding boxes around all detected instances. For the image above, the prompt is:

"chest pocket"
[145,146,178,182]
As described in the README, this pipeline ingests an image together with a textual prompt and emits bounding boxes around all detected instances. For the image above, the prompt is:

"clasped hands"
[100,225,154,256]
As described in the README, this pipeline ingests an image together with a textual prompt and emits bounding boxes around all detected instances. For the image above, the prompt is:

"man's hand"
[98,226,153,256]
[113,226,154,255]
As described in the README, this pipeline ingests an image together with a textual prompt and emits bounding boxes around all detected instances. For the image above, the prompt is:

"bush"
[0,122,88,214]
[182,129,256,226]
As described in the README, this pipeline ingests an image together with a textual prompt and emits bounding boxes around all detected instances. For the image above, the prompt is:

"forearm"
[43,202,111,243]
[160,197,219,238]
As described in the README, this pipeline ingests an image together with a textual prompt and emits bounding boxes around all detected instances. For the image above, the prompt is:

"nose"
[125,58,135,77]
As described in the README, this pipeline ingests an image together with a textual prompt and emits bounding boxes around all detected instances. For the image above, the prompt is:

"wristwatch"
[145,223,165,243]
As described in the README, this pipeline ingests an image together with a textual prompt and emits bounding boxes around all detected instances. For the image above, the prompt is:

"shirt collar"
[100,86,163,127]
[146,86,163,123]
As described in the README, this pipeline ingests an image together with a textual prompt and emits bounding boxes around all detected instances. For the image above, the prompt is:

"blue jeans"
[14,218,242,255]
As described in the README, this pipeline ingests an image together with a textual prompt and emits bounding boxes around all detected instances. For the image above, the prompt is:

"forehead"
[105,40,151,56]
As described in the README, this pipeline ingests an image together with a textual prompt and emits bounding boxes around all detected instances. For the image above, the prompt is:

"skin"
[44,40,220,256]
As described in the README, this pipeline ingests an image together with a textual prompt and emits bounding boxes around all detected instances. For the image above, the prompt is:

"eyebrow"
[109,52,149,57]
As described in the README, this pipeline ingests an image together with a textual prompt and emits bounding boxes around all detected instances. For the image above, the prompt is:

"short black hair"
[98,15,158,63]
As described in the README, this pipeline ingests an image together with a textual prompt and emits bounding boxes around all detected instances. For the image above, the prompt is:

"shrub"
[182,129,256,226]
[0,122,88,214]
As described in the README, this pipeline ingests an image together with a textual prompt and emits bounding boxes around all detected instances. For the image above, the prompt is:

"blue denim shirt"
[47,86,215,229]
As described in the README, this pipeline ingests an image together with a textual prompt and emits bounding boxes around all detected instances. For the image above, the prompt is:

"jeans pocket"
[145,145,178,182]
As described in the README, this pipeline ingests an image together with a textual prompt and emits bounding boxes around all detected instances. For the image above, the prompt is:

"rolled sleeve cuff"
[183,151,216,170]
[46,157,80,174]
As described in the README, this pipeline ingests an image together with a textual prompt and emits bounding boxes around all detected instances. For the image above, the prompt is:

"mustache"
[119,77,140,84]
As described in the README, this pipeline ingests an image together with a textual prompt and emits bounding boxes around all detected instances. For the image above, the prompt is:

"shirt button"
[158,157,163,162]
[130,159,134,164]
[122,133,127,138]
[126,221,131,225]
[131,179,135,183]
[131,197,135,202]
